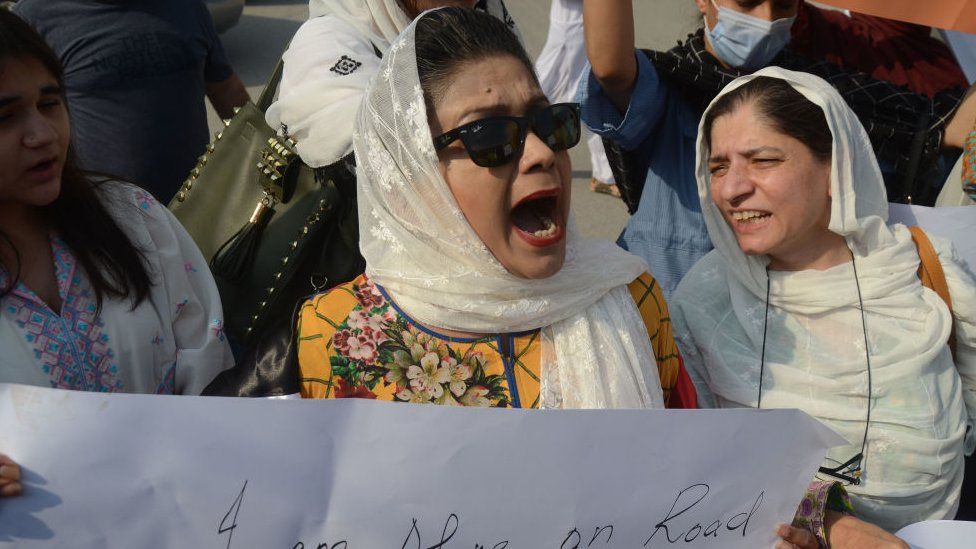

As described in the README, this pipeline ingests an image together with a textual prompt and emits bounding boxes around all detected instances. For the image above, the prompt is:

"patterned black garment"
[609,29,965,207]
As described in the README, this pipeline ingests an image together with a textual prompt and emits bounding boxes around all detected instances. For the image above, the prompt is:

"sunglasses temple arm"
[433,128,461,150]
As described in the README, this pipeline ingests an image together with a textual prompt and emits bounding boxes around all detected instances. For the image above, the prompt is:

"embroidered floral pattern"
[3,238,123,392]
[210,319,226,342]
[405,85,434,158]
[155,363,176,395]
[328,278,510,406]
[134,190,155,211]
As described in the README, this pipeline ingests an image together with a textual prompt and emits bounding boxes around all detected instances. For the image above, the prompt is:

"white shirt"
[265,15,386,168]
[0,182,233,395]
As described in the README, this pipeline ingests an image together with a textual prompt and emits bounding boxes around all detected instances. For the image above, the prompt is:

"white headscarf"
[268,1,521,168]
[353,11,663,410]
[308,0,411,50]
[672,67,971,530]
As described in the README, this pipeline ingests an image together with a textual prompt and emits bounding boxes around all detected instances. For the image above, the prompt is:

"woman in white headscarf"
[671,67,976,532]
[266,0,520,169]
[293,6,695,411]
[289,10,911,547]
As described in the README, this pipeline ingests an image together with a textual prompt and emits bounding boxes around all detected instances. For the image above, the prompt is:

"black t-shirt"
[15,0,234,202]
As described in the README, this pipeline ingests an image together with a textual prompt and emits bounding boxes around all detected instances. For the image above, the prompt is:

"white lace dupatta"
[352,15,663,410]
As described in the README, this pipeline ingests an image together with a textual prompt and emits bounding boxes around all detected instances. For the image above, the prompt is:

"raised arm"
[583,0,637,113]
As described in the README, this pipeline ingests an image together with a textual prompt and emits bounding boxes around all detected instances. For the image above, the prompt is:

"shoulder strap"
[256,58,285,113]
[909,226,957,359]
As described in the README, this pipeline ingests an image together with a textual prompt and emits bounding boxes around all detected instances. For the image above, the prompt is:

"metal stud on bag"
[244,184,335,337]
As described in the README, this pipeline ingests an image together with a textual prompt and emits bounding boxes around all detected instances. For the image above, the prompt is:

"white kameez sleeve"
[937,240,976,455]
[130,189,234,395]
[264,16,382,168]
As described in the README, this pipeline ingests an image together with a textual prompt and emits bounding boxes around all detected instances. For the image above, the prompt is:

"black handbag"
[168,58,364,351]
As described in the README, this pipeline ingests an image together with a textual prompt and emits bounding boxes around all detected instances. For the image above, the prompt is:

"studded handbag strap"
[257,58,285,114]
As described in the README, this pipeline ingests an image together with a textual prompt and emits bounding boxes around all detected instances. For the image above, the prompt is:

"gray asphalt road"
[208,0,702,240]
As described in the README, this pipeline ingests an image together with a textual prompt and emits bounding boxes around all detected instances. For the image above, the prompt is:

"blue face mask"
[705,2,796,70]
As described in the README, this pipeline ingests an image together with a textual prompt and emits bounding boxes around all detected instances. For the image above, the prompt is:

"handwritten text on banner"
[0,384,842,548]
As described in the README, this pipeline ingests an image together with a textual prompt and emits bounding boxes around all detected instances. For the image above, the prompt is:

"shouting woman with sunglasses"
[293,7,695,410]
[671,68,976,534]
[288,10,908,546]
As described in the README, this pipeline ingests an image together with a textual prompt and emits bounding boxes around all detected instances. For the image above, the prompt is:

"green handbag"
[169,59,364,347]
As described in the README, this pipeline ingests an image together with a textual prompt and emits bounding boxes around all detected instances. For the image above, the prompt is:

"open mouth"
[30,159,55,172]
[510,190,562,245]
[731,210,771,224]
[26,157,58,178]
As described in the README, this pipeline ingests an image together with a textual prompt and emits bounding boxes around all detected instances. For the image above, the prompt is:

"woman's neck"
[767,232,852,272]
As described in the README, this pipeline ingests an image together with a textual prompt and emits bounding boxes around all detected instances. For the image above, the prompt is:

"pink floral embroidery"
[134,190,155,211]
[325,276,511,407]
[346,333,378,364]
[3,237,122,392]
[333,329,354,354]
[155,363,176,394]
[330,279,510,407]
[210,319,225,342]
[355,278,386,309]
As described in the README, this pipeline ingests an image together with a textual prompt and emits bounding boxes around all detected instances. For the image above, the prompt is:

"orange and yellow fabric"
[296,273,696,408]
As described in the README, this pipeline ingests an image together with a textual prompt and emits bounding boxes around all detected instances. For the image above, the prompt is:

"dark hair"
[702,76,833,162]
[395,0,421,18]
[0,9,151,308]
[415,7,536,110]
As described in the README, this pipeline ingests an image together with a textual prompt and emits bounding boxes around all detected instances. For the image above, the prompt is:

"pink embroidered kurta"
[0,182,232,394]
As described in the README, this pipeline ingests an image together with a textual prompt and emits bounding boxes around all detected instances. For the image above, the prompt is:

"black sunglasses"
[432,103,581,167]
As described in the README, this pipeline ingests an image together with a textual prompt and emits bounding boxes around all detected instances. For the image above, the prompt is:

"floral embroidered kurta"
[297,273,848,541]
[297,273,694,407]
[0,182,233,394]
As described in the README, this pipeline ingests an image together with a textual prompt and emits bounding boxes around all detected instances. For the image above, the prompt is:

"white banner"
[0,384,842,548]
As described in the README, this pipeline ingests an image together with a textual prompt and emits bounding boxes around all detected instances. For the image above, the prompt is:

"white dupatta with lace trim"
[352,12,664,410]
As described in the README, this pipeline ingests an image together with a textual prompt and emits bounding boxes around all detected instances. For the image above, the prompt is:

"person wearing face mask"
[703,0,968,97]
[701,0,797,71]
[580,0,970,299]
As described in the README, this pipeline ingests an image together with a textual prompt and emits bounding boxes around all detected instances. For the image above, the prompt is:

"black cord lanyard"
[758,251,873,485]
